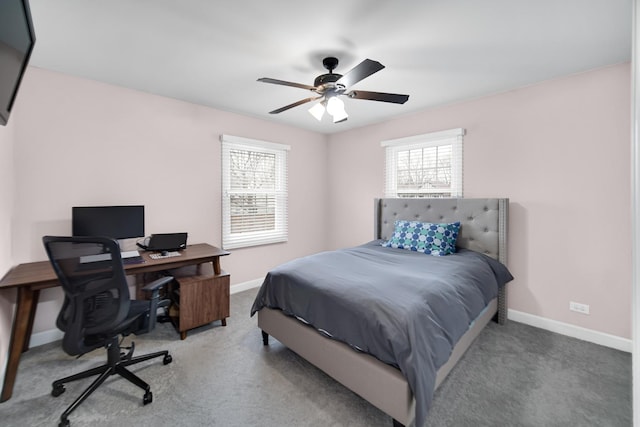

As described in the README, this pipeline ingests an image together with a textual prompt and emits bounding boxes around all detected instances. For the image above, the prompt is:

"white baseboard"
[28,278,265,348]
[230,278,263,294]
[508,309,632,353]
[29,328,64,348]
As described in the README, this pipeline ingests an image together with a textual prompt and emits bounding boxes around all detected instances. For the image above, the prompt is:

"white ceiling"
[26,0,632,134]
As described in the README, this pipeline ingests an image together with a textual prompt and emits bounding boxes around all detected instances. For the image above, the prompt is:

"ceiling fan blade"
[347,90,409,104]
[336,59,385,88]
[258,77,317,91]
[269,96,322,114]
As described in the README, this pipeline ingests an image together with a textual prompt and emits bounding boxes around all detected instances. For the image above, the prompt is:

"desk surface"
[0,243,229,290]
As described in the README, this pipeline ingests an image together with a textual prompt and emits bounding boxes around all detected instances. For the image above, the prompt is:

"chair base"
[52,338,172,427]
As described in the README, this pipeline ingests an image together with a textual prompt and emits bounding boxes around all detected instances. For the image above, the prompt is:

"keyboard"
[149,251,181,259]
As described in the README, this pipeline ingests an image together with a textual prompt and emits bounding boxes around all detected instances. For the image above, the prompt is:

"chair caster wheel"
[143,391,153,405]
[163,354,172,365]
[59,416,70,427]
[52,384,65,397]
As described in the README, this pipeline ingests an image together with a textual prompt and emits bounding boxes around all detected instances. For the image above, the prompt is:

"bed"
[251,198,512,427]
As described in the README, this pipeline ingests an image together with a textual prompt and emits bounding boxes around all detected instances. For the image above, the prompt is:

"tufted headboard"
[374,198,509,266]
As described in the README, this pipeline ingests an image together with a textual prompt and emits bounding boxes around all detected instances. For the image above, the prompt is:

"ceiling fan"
[257,57,409,123]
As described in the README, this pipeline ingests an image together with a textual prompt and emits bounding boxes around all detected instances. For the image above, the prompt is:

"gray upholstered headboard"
[375,198,509,266]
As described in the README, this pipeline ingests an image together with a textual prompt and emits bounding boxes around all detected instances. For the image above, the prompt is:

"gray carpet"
[2,288,631,427]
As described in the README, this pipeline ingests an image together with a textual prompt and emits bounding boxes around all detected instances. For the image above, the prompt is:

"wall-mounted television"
[72,205,145,240]
[0,0,36,126]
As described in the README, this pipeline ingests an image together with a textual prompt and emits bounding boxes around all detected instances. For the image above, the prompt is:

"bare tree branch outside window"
[229,149,276,233]
[396,145,452,198]
[382,128,463,199]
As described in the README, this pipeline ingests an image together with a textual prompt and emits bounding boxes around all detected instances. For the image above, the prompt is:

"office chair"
[42,236,174,427]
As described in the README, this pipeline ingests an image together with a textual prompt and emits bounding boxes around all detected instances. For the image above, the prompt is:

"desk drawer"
[170,272,230,335]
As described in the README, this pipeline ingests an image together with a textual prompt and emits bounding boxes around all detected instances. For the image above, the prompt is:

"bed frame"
[258,198,509,426]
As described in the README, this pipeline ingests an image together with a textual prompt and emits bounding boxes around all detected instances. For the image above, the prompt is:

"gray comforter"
[250,240,513,427]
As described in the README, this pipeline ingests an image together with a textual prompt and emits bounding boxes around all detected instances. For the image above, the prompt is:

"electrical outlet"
[569,301,590,315]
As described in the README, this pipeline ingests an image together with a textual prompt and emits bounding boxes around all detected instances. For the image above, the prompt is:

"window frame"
[220,134,290,250]
[381,128,464,198]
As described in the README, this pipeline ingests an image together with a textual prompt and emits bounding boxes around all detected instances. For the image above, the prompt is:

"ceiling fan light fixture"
[326,96,343,115]
[332,107,348,123]
[308,102,325,121]
[326,96,348,123]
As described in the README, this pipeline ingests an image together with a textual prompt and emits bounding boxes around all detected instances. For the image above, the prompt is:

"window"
[221,135,289,249]
[381,128,464,198]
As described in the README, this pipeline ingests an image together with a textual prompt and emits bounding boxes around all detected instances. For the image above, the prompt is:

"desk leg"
[1,286,38,402]
[22,289,40,352]
[213,257,221,275]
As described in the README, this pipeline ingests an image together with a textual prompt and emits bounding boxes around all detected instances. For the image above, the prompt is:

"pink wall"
[327,63,631,339]
[0,96,16,386]
[0,115,14,273]
[4,66,328,336]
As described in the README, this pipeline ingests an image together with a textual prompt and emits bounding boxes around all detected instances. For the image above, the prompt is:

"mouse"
[160,250,168,256]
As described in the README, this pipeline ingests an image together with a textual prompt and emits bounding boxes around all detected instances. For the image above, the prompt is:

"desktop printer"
[137,233,188,251]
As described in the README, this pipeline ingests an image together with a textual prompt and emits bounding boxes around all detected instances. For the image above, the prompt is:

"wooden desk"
[0,243,229,403]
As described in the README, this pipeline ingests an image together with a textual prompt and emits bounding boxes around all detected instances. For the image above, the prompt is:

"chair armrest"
[140,276,173,333]
[141,276,173,293]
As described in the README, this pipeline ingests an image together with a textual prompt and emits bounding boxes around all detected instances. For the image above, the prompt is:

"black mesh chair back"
[43,236,132,356]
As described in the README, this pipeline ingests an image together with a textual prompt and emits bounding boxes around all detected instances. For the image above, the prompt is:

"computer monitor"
[72,205,145,240]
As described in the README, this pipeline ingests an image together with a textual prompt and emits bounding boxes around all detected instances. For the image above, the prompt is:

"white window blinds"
[381,128,464,198]
[221,135,289,249]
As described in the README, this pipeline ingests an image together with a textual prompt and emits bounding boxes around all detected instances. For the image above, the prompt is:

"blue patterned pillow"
[381,220,461,256]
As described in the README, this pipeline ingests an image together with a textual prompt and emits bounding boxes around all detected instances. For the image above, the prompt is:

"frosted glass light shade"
[308,102,325,121]
[309,97,347,123]
[327,97,347,122]
[332,109,348,123]
[326,96,344,115]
